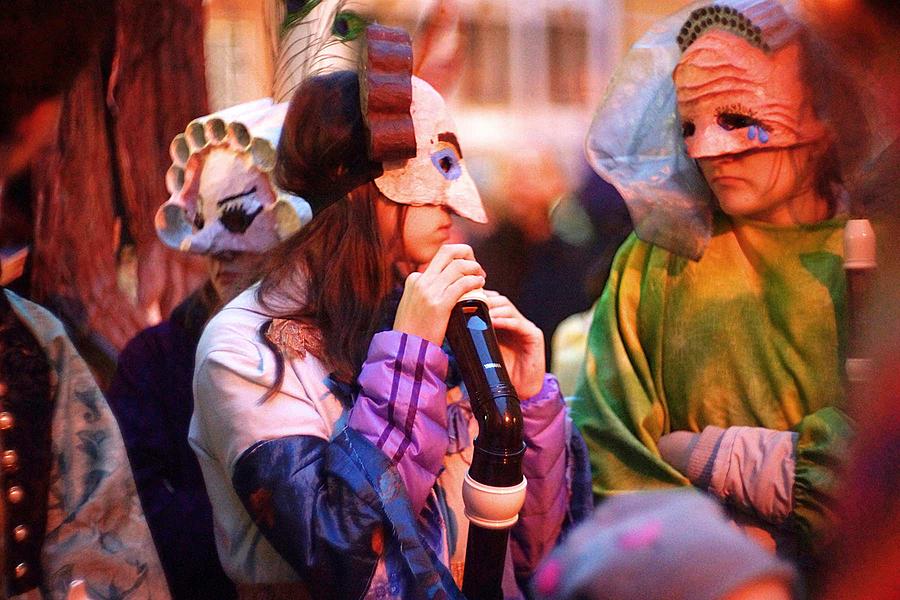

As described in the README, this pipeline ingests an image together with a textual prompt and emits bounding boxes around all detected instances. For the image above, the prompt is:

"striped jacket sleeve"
[348,331,451,514]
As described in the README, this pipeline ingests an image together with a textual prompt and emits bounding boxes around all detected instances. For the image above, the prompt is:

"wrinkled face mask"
[373,77,487,224]
[673,29,827,159]
[155,101,311,255]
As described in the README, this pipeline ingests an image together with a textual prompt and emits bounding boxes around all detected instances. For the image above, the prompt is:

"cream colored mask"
[156,100,312,255]
[674,25,827,159]
[373,76,487,224]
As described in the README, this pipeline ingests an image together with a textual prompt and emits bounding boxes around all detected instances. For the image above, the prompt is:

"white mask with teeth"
[155,100,312,255]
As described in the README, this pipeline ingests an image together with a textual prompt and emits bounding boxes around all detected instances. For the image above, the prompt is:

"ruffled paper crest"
[165,99,283,196]
[359,24,417,163]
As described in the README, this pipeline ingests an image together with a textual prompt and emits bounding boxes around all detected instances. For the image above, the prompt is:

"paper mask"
[156,99,312,255]
[585,0,822,260]
[674,29,827,159]
[373,76,487,224]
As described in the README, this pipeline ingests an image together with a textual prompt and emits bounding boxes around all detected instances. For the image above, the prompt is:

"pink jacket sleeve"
[512,375,569,578]
[686,425,797,524]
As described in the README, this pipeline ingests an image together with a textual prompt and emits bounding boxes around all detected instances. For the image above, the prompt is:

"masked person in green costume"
[573,0,858,562]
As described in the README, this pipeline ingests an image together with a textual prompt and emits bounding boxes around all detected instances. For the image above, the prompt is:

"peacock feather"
[268,0,370,102]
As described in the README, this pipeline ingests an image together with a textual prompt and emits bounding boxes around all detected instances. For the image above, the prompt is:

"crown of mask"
[155,99,312,255]
[677,1,799,53]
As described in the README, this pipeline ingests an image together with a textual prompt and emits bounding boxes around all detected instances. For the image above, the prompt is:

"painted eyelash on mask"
[217,187,264,234]
[715,104,766,130]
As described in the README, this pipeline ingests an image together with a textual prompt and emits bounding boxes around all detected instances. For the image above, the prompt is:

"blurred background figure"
[797,1,900,598]
[532,490,798,600]
[550,170,631,396]
[473,146,591,366]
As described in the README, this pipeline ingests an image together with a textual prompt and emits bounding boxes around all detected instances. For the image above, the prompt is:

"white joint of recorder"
[459,288,488,303]
[843,219,877,269]
[462,472,527,530]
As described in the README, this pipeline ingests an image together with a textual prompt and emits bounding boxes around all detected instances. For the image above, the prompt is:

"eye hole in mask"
[715,104,766,132]
[430,143,462,181]
[332,10,367,41]
[681,121,696,138]
[217,186,263,234]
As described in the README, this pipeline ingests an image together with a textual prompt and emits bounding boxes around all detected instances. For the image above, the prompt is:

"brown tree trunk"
[30,61,144,353]
[110,0,209,318]
[29,0,209,376]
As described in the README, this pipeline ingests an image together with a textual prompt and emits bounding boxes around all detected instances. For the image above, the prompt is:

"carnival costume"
[571,0,853,557]
[0,290,170,599]
[190,26,586,600]
[108,98,312,599]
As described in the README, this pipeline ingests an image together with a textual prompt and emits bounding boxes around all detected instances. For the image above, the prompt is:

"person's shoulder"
[609,230,660,270]
[195,285,286,374]
[3,288,68,345]
[125,316,178,350]
[3,290,102,398]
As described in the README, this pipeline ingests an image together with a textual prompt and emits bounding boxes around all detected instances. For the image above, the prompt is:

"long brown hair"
[258,70,405,385]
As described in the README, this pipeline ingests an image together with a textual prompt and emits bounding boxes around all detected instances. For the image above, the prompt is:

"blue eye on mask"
[431,147,462,181]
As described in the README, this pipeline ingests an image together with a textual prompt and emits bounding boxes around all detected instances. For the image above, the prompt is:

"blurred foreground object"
[797,1,900,598]
[533,489,797,600]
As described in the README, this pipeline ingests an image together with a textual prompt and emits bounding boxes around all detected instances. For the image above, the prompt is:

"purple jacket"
[349,331,571,590]
[108,284,236,599]
[193,285,586,599]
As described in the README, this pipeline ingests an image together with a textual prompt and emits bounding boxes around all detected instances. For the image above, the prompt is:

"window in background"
[460,18,511,105]
[547,8,589,105]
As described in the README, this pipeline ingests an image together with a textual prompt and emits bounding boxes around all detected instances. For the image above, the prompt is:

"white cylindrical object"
[843,219,877,270]
[462,472,527,530]
[459,288,488,303]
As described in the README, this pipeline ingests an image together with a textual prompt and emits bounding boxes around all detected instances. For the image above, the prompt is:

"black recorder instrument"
[446,290,527,600]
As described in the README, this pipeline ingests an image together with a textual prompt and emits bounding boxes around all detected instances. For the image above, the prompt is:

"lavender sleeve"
[348,330,451,514]
[686,425,797,524]
[511,375,569,579]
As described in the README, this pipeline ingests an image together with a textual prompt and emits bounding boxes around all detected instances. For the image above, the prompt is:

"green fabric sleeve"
[570,235,688,499]
[790,406,854,552]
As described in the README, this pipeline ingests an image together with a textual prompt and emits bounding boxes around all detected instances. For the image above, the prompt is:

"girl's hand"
[484,290,546,399]
[393,244,486,346]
